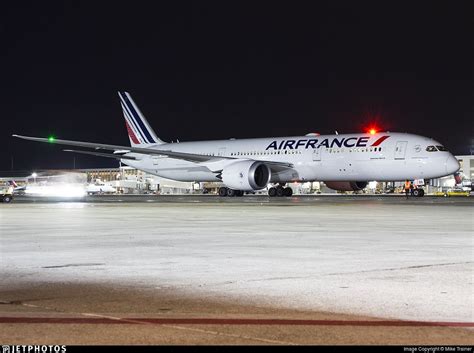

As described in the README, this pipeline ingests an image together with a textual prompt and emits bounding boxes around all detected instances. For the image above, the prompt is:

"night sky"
[2,2,472,171]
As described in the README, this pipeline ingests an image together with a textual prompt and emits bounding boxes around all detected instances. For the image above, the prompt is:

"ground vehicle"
[0,184,14,203]
[85,180,116,195]
[434,190,470,197]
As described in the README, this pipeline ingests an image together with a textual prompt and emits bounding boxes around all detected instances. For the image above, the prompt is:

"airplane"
[13,91,460,197]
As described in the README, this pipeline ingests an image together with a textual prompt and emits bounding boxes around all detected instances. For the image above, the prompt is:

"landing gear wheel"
[227,188,236,197]
[268,187,277,197]
[218,187,228,197]
[413,189,425,197]
[236,190,244,197]
[283,187,293,197]
[276,186,284,197]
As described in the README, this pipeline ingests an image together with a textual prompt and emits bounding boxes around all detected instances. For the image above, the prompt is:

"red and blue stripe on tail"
[118,91,164,146]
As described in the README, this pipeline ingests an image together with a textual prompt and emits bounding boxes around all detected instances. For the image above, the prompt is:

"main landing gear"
[268,185,293,197]
[218,185,293,197]
[218,187,244,197]
[219,185,422,198]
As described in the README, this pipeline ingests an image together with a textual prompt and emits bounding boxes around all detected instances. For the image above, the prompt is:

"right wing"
[13,134,294,168]
[13,135,222,163]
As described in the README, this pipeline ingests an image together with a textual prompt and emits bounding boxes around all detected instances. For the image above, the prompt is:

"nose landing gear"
[412,188,425,197]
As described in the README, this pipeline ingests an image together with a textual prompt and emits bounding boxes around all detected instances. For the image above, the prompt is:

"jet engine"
[324,181,368,192]
[221,161,271,191]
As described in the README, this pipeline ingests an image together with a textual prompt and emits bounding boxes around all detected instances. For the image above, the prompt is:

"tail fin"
[118,91,164,146]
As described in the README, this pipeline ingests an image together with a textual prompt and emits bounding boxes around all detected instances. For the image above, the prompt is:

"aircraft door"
[312,147,322,161]
[394,141,408,159]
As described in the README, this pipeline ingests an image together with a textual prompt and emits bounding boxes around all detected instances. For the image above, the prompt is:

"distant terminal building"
[457,155,474,180]
[1,155,472,195]
[83,166,196,194]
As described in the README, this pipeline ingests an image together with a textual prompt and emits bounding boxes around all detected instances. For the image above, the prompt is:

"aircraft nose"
[446,155,460,174]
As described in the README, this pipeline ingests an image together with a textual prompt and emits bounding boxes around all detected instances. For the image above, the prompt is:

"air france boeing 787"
[14,91,460,197]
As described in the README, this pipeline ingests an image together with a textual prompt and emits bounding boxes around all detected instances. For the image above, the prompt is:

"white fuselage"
[121,132,459,186]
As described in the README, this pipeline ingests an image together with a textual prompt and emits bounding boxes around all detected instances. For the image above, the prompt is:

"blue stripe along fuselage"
[119,92,156,143]
[265,137,372,150]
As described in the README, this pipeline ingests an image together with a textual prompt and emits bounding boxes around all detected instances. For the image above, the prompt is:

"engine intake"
[324,181,368,192]
[221,161,271,191]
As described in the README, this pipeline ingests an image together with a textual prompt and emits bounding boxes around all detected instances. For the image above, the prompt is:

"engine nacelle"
[324,181,368,192]
[221,161,271,191]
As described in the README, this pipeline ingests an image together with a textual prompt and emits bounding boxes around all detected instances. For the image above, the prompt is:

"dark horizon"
[2,3,473,171]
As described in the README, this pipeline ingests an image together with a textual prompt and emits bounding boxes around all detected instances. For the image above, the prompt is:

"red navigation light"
[365,125,379,135]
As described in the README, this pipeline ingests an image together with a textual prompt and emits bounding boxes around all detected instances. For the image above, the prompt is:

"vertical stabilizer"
[118,91,164,146]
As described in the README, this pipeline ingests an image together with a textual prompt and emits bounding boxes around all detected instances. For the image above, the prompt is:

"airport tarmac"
[1,196,473,344]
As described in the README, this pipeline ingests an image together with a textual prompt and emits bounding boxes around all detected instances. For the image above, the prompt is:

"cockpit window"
[436,145,447,151]
[426,146,437,152]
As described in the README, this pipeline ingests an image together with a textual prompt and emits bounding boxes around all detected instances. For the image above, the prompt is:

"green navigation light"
[48,136,55,142]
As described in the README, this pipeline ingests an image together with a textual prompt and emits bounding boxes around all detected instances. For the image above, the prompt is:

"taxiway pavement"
[1,196,473,344]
